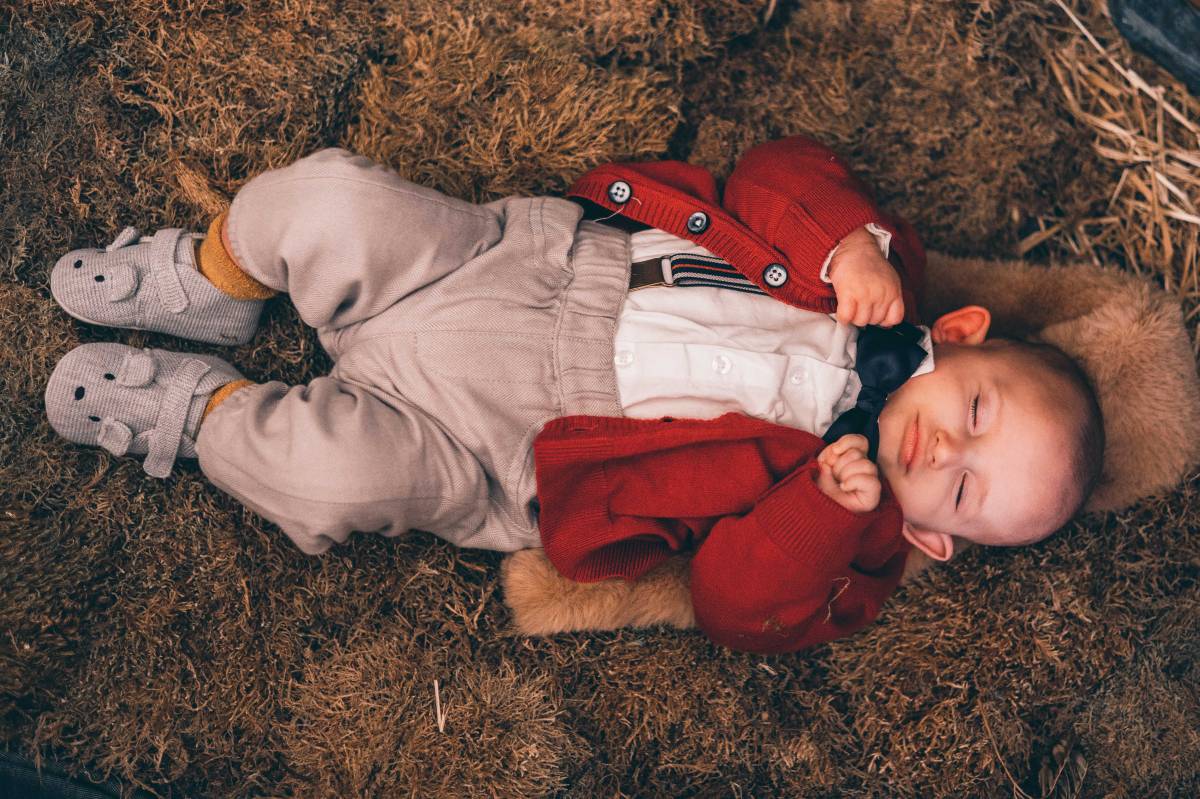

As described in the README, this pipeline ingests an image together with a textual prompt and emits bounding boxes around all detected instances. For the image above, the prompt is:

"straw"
[1041,0,1200,350]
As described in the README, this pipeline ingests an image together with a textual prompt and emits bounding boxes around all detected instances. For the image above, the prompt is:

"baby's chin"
[875,447,902,486]
[874,412,905,482]
[873,419,920,518]
[874,448,912,512]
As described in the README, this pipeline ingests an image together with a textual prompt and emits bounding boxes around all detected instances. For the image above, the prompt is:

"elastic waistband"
[555,217,630,418]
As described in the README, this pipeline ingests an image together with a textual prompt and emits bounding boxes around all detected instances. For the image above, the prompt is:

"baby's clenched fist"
[815,434,881,513]
[827,225,903,327]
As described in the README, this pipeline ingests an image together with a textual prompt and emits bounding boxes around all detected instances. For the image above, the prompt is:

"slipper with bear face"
[44,342,243,478]
[49,227,264,346]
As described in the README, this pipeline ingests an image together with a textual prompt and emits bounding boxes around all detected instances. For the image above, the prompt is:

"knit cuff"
[752,462,873,569]
[776,193,884,287]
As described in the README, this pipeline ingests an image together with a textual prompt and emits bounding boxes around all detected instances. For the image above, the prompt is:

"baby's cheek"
[890,476,934,525]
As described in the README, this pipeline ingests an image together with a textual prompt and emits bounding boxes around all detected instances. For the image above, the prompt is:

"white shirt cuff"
[819,222,894,284]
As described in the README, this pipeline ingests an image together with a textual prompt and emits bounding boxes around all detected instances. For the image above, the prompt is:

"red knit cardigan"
[533,136,924,653]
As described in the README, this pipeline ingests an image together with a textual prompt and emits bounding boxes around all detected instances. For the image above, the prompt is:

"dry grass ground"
[1,1,1198,796]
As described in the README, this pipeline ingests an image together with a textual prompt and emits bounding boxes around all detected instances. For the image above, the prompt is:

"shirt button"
[789,371,805,385]
[711,354,732,375]
[614,350,634,367]
[607,180,632,204]
[685,211,709,234]
[763,263,788,288]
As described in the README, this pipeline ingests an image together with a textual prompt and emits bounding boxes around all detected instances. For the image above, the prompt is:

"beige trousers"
[195,149,630,554]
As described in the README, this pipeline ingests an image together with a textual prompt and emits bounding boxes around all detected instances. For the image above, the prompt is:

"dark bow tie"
[822,322,928,461]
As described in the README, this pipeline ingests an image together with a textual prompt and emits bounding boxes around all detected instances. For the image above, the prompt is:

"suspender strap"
[628,253,768,296]
[666,253,767,295]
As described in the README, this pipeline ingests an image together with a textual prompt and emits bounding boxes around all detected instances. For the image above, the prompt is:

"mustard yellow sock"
[203,379,254,421]
[196,212,276,300]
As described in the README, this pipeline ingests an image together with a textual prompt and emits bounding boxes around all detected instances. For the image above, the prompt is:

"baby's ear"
[901,522,955,561]
[931,305,991,345]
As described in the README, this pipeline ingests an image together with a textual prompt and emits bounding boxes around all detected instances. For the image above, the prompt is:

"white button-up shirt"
[614,226,934,436]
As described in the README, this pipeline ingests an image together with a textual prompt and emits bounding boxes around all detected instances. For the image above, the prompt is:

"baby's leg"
[195,377,488,555]
[221,148,504,331]
[50,149,493,345]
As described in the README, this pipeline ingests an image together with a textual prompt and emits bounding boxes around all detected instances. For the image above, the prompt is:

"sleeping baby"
[43,137,1104,653]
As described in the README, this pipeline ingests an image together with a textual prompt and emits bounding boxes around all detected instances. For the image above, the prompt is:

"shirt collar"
[912,325,936,378]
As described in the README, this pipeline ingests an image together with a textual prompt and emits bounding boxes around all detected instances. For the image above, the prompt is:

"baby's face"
[876,339,1076,552]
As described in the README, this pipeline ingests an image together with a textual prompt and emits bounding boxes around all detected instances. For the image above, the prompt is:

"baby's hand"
[815,434,881,513]
[827,226,903,327]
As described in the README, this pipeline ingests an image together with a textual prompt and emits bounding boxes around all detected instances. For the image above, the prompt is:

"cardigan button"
[763,263,789,288]
[685,211,709,234]
[607,180,632,204]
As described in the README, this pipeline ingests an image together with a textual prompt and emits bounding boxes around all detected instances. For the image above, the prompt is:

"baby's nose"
[930,430,962,468]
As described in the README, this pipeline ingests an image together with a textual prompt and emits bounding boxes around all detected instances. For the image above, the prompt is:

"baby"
[43,137,1104,653]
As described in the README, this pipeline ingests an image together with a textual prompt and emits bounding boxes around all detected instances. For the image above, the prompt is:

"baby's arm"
[689,458,906,654]
[533,415,907,653]
[725,135,925,319]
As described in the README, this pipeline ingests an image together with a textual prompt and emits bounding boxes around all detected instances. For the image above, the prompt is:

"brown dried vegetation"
[1,0,1198,796]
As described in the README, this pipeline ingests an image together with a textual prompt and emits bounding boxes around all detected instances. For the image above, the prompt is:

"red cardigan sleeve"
[533,414,910,654]
[725,136,927,322]
[565,136,925,317]
[690,462,910,654]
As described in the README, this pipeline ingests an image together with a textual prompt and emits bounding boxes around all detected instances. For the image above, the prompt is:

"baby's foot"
[50,226,265,345]
[45,343,244,478]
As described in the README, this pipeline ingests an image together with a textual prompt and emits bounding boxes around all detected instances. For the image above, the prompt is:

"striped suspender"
[664,253,768,296]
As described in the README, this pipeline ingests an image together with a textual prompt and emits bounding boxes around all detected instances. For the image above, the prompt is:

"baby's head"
[876,305,1104,561]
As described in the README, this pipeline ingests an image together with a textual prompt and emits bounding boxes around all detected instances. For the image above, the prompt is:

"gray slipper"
[50,227,264,345]
[45,343,244,478]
